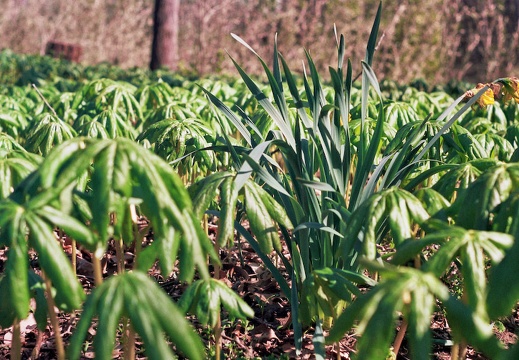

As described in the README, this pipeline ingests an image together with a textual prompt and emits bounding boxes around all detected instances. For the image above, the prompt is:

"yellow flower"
[466,83,494,107]
[502,77,519,102]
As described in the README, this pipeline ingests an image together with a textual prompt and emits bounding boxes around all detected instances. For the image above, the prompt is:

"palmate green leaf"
[74,118,111,139]
[75,79,143,124]
[22,137,215,278]
[313,267,375,315]
[327,263,450,360]
[475,133,515,162]
[405,224,514,325]
[443,124,489,160]
[487,191,519,319]
[69,272,205,360]
[421,225,513,277]
[24,113,77,156]
[25,211,85,311]
[431,159,497,201]
[34,205,96,250]
[189,171,233,218]
[390,225,462,266]
[454,163,519,229]
[0,204,29,327]
[0,198,84,323]
[131,143,216,279]
[413,188,450,218]
[339,187,429,262]
[137,117,214,163]
[443,296,504,359]
[0,149,40,198]
[136,80,176,110]
[27,271,48,331]
[179,278,254,328]
[74,109,137,139]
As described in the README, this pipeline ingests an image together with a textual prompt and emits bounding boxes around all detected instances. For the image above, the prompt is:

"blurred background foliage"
[0,0,518,85]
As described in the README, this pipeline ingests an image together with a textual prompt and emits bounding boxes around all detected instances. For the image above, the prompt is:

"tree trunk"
[150,0,180,71]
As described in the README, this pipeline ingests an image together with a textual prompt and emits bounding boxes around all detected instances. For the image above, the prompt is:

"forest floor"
[0,220,518,359]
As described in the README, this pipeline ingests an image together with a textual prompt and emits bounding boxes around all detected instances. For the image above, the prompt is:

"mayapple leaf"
[36,205,96,250]
[341,187,429,262]
[189,171,231,218]
[26,211,85,311]
[443,296,504,359]
[180,278,254,328]
[68,272,205,360]
[488,191,519,319]
[27,271,48,331]
[93,280,124,360]
[0,236,29,327]
[328,264,450,359]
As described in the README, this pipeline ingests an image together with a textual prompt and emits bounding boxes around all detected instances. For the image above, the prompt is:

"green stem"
[43,273,65,360]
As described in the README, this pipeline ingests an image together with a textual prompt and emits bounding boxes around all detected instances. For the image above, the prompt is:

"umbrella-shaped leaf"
[24,113,76,156]
[454,163,519,229]
[180,278,254,328]
[0,207,29,327]
[339,187,429,262]
[189,171,233,218]
[25,211,85,311]
[68,272,205,360]
[487,191,519,318]
[328,264,451,360]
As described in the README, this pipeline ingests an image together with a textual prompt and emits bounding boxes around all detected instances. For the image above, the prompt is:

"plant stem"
[11,318,21,360]
[30,329,44,359]
[211,221,222,360]
[92,252,103,286]
[393,319,408,357]
[71,239,77,277]
[32,84,59,118]
[115,238,125,274]
[43,272,65,360]
[123,319,136,360]
[214,312,222,360]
